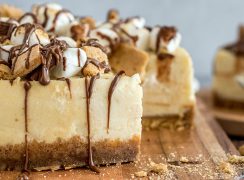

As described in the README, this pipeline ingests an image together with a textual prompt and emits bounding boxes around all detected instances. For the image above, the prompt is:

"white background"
[1,0,244,85]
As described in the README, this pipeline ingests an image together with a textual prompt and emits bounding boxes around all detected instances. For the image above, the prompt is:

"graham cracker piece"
[81,46,109,76]
[156,52,174,82]
[0,4,24,19]
[71,24,89,42]
[0,64,12,79]
[12,44,42,79]
[109,43,149,79]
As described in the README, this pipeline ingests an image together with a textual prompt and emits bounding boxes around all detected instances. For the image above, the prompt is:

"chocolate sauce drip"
[0,60,10,67]
[156,26,177,53]
[121,28,138,45]
[42,7,49,28]
[85,74,100,173]
[157,53,174,60]
[107,71,125,133]
[39,65,50,85]
[19,13,38,24]
[96,31,119,51]
[81,39,109,54]
[82,58,111,74]
[65,78,72,98]
[18,81,32,180]
[77,49,81,67]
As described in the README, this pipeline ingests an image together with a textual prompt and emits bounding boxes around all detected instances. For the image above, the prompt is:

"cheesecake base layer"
[0,136,140,171]
[142,107,194,131]
[213,92,244,111]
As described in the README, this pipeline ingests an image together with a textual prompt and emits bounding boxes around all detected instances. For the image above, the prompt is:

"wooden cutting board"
[0,100,243,180]
[198,88,244,137]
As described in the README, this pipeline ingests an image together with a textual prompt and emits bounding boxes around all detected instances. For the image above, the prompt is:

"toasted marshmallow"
[0,45,13,62]
[89,28,120,53]
[32,3,75,36]
[51,48,87,78]
[149,26,181,53]
[57,36,77,47]
[10,24,50,46]
[120,17,149,50]
[235,74,244,88]
[0,17,19,26]
[19,13,37,25]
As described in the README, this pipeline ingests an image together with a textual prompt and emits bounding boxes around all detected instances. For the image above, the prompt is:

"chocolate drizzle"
[157,53,174,60]
[19,13,38,24]
[81,39,109,54]
[107,71,125,133]
[85,74,100,173]
[156,26,177,53]
[65,78,72,98]
[18,81,32,180]
[48,10,72,32]
[96,31,119,52]
[121,28,138,45]
[77,49,81,67]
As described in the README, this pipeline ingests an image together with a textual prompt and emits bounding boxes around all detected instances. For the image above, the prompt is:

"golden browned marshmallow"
[109,43,149,79]
[71,24,89,42]
[0,4,24,19]
[81,46,109,76]
[80,16,96,30]
[12,44,42,78]
[156,52,174,82]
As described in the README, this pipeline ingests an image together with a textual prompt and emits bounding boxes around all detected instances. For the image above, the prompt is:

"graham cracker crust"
[213,93,244,111]
[0,136,140,171]
[142,107,194,131]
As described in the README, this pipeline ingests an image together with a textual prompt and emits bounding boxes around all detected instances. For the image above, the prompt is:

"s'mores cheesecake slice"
[0,3,142,176]
[89,11,195,129]
[213,26,244,111]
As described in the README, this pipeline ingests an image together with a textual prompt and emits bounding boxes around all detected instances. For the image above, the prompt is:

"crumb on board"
[218,161,234,174]
[228,155,244,164]
[239,145,244,156]
[134,171,147,177]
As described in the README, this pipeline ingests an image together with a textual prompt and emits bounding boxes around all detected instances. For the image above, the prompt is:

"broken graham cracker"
[0,4,24,19]
[157,52,174,82]
[12,44,42,79]
[81,46,109,76]
[109,43,149,79]
[0,63,12,79]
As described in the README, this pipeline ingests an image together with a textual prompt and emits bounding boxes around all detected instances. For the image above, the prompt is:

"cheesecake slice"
[0,3,142,175]
[213,26,244,111]
[0,74,142,171]
[90,11,195,129]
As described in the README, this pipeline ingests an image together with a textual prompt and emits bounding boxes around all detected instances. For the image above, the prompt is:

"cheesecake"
[89,10,195,129]
[213,26,244,111]
[0,3,142,176]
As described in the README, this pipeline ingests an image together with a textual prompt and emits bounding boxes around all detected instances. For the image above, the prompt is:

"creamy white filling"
[149,27,181,53]
[0,17,19,26]
[51,48,87,78]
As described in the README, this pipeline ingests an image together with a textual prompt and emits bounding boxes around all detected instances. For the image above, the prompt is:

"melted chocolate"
[81,39,109,54]
[96,31,119,51]
[85,74,100,173]
[120,28,138,45]
[65,78,72,98]
[49,10,72,32]
[18,81,32,180]
[156,26,177,53]
[19,13,38,24]
[107,71,125,133]
[157,53,174,60]
[77,49,81,67]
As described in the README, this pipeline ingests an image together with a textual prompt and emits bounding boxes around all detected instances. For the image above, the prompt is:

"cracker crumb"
[218,161,234,174]
[228,155,244,164]
[150,161,168,174]
[180,156,189,163]
[134,171,147,177]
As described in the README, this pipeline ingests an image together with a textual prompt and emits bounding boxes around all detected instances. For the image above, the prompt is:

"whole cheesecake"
[0,3,142,177]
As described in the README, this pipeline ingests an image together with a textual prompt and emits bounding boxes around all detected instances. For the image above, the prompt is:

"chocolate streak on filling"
[157,53,174,60]
[96,31,119,52]
[120,28,138,45]
[18,13,38,24]
[18,81,31,180]
[107,71,125,133]
[85,74,100,173]
[65,78,72,98]
[77,49,81,67]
